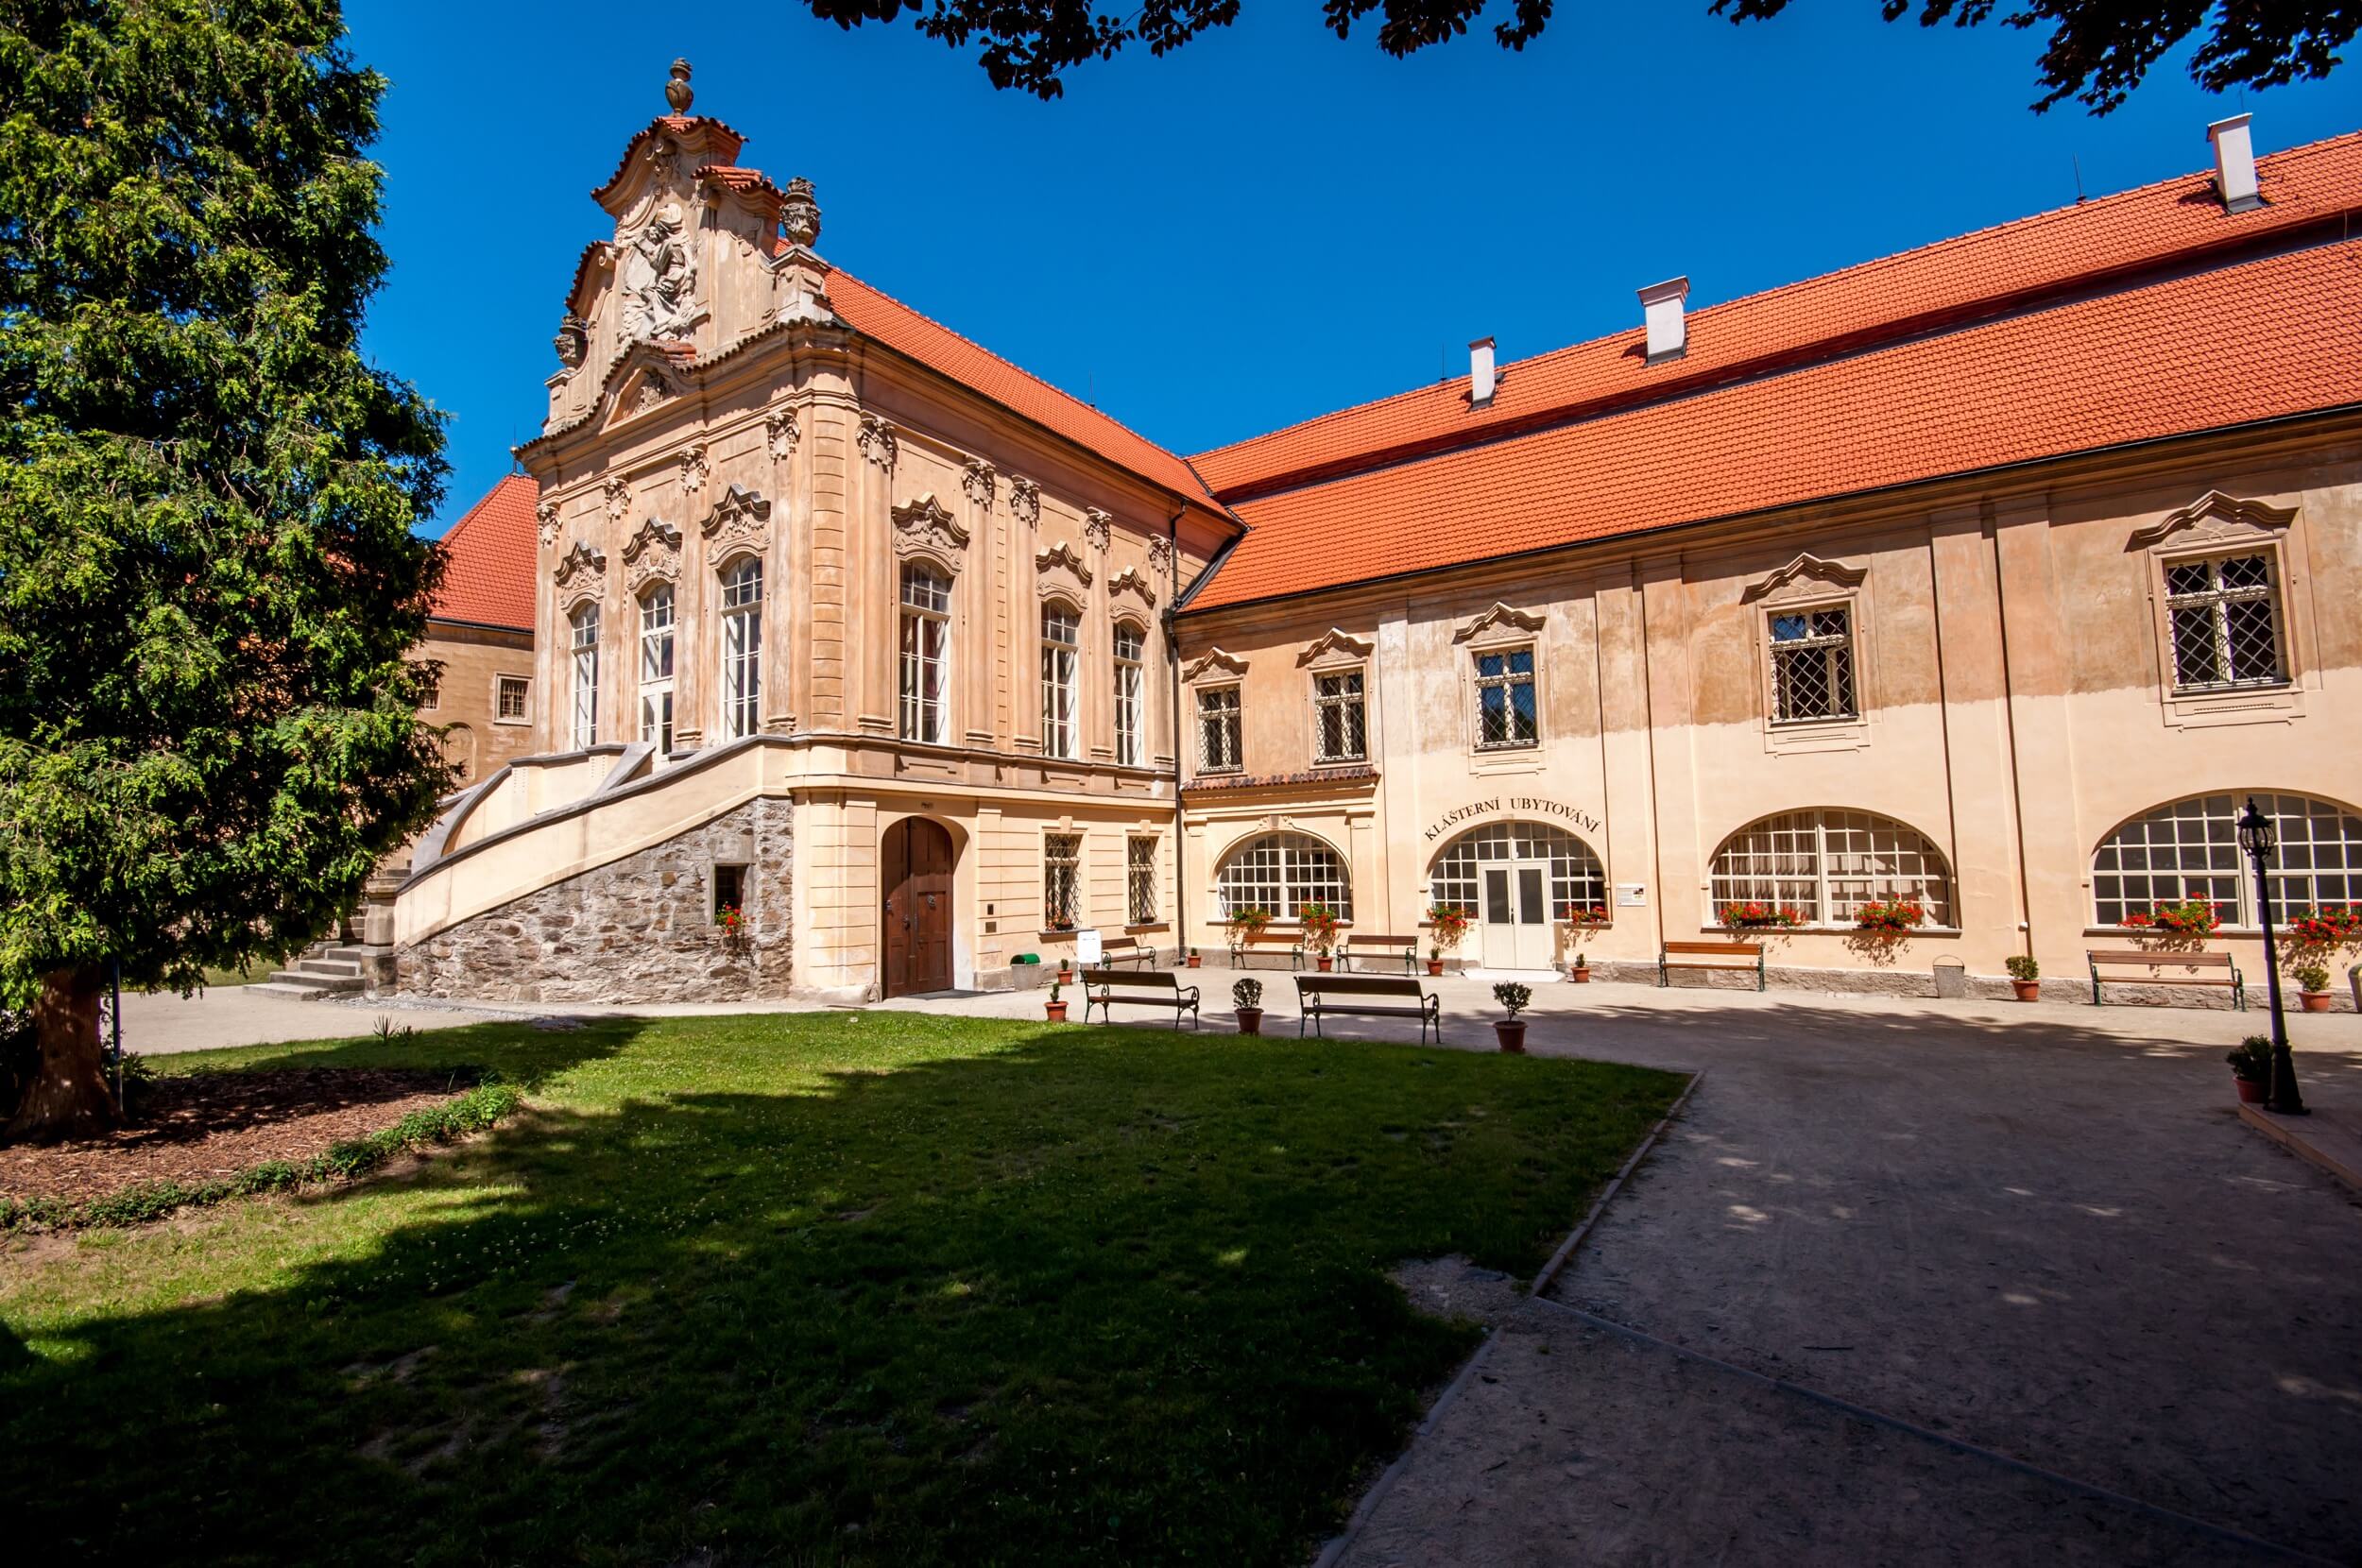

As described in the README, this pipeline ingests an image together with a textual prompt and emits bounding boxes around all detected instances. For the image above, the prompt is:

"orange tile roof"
[826,269,1221,508]
[1187,236,2362,612]
[1191,132,2362,503]
[431,474,538,632]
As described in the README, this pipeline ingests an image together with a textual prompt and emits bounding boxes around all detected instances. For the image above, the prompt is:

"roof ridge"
[1189,128,2362,470]
[830,266,1213,500]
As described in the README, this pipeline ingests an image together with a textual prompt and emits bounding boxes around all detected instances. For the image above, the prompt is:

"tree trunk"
[3,966,115,1145]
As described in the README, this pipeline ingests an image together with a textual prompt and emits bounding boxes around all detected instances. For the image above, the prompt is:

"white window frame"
[1213,831,1351,922]
[568,602,600,749]
[2162,551,2285,692]
[2092,793,2361,929]
[1043,831,1082,929]
[899,563,951,745]
[1766,605,1857,724]
[719,556,762,742]
[1126,835,1158,927]
[1706,810,1953,929]
[1113,622,1146,768]
[494,674,530,724]
[1312,667,1367,763]
[1196,684,1242,775]
[1471,644,1539,751]
[638,583,676,754]
[1040,605,1080,760]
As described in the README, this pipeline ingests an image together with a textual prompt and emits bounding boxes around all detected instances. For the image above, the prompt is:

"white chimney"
[1639,277,1689,364]
[1469,336,1497,405]
[2208,113,2261,213]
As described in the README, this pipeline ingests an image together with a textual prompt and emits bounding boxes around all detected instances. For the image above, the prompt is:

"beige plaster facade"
[417,620,537,786]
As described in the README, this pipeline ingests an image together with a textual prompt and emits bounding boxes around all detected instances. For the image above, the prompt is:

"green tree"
[799,0,2354,109]
[0,0,451,1141]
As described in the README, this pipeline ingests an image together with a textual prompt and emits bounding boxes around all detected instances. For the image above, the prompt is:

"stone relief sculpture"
[1009,476,1040,527]
[678,442,709,495]
[1083,508,1113,553]
[553,540,608,592]
[962,458,997,512]
[604,475,630,521]
[780,177,821,249]
[701,485,773,558]
[765,407,800,463]
[536,501,560,550]
[858,414,898,471]
[553,315,587,369]
[623,519,683,592]
[1147,535,1172,574]
[620,201,697,344]
[892,493,971,562]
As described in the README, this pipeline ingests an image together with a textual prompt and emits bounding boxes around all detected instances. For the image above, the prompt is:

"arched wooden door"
[882,818,955,997]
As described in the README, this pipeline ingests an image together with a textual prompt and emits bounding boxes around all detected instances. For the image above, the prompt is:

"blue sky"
[348,1,2357,533]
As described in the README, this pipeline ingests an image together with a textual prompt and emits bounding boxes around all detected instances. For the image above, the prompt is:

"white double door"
[1477,859,1555,970]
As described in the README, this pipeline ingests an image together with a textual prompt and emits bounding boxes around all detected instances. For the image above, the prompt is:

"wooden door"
[882,818,955,997]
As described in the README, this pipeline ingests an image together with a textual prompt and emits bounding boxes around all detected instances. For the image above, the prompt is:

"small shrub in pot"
[1233,978,1264,1035]
[1492,981,1532,1053]
[2225,1035,2272,1103]
[2005,954,2040,1001]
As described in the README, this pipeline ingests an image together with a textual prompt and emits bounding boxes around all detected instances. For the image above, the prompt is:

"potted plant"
[2225,1035,2272,1104]
[1055,957,1075,985]
[1186,946,1202,969]
[1717,901,1805,932]
[1427,903,1469,977]
[1233,978,1264,1035]
[1044,980,1068,1023]
[1299,903,1344,972]
[2006,954,2040,1003]
[1224,905,1271,965]
[715,903,749,955]
[2293,963,2334,1012]
[1560,902,1609,979]
[1493,981,1531,1053]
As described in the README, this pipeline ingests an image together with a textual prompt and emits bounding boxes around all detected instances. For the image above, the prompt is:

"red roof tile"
[1188,236,2362,612]
[432,474,538,632]
[827,270,1221,509]
[1191,133,2362,503]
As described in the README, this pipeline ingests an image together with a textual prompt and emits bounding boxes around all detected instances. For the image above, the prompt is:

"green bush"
[2005,955,2040,982]
[2225,1036,2274,1082]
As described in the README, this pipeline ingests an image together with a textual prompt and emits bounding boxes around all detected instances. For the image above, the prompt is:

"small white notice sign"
[1075,929,1104,966]
[1616,883,1649,908]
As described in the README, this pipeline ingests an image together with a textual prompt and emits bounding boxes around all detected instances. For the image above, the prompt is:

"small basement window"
[713,863,747,920]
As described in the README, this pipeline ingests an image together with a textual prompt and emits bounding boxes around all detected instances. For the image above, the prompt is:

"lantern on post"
[2235,796,2306,1116]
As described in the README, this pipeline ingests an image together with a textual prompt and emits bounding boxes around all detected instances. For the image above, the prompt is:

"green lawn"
[1,1013,1683,1565]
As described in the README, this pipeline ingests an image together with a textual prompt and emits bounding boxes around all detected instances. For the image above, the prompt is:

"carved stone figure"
[1009,476,1040,527]
[1083,508,1113,553]
[553,315,587,369]
[621,201,697,344]
[780,177,822,249]
[678,442,709,495]
[858,414,898,471]
[765,407,800,463]
[1147,535,1172,574]
[962,458,997,512]
[604,475,630,521]
[536,501,560,550]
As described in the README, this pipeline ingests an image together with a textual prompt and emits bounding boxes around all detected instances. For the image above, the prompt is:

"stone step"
[320,945,380,963]
[291,957,365,979]
[263,969,364,996]
[249,980,341,1000]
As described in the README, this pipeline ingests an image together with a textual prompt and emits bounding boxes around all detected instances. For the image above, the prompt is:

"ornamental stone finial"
[665,59,693,115]
[780,177,821,249]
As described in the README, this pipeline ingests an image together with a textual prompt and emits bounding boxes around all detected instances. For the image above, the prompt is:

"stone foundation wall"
[398,798,793,1003]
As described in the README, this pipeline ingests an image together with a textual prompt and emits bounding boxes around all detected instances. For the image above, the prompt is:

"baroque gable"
[1036,539,1094,593]
[1109,566,1157,607]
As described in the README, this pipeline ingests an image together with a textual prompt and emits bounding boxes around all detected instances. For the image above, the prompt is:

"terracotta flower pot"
[2011,980,2041,1003]
[1495,1019,1527,1054]
[1056,966,1074,986]
[1044,1000,1069,1022]
[1316,956,1333,973]
[1427,960,1445,977]
[2299,990,2333,1013]
[1186,954,1202,968]
[2234,1073,2265,1104]
[1236,1007,1263,1035]
[1570,965,1591,983]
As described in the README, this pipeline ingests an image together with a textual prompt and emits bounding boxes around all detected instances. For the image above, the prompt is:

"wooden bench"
[1659,941,1766,991]
[1096,936,1157,969]
[2087,949,2245,1010]
[1295,974,1442,1045]
[1340,933,1421,975]
[1232,931,1305,970]
[1081,968,1201,1028]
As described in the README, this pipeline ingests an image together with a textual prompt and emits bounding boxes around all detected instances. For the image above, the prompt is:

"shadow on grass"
[6,1018,1682,1566]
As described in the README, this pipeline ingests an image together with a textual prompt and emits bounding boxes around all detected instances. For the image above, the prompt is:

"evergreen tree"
[0,0,450,1141]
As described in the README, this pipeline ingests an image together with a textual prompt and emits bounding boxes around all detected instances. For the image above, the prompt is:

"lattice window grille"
[1043,833,1082,928]
[1197,686,1241,774]
[1313,670,1367,762]
[1769,608,1857,723]
[1473,647,1538,748]
[1126,836,1158,926]
[2165,554,2282,690]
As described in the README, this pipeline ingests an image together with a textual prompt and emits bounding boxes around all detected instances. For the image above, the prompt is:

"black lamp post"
[2236,796,2306,1116]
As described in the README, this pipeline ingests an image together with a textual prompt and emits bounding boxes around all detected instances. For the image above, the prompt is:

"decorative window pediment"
[1183,647,1249,683]
[1109,565,1157,606]
[553,539,608,591]
[622,518,682,591]
[893,491,971,570]
[1295,627,1375,668]
[1452,602,1547,644]
[701,484,772,558]
[1036,539,1094,593]
[2128,491,2298,552]
[1740,553,1867,605]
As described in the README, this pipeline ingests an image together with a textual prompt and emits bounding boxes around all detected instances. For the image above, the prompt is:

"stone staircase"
[249,942,378,1001]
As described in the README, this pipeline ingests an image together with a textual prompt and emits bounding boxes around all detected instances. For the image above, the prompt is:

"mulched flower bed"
[0,1069,475,1206]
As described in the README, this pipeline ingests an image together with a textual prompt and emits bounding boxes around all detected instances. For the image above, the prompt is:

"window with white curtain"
[638,584,675,754]
[1113,622,1145,767]
[899,564,950,744]
[1707,810,1953,927]
[1214,832,1351,921]
[2093,793,2361,928]
[1040,605,1079,759]
[568,602,600,749]
[719,557,762,741]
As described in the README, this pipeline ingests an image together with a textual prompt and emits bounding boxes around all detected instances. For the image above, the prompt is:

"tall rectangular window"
[1768,608,1856,722]
[1473,647,1537,748]
[2165,554,2283,690]
[1197,686,1241,774]
[899,564,950,743]
[496,675,530,723]
[1113,622,1145,768]
[1040,606,1079,760]
[719,558,762,741]
[639,584,675,754]
[1313,670,1366,762]
[1044,832,1081,929]
[568,603,600,749]
[1126,836,1158,926]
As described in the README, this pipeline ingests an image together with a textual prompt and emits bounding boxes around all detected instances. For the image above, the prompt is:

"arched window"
[899,564,950,744]
[1040,605,1079,760]
[2094,793,2362,928]
[568,602,600,749]
[719,557,762,741]
[1113,622,1145,768]
[638,583,675,754]
[1215,832,1351,921]
[1709,810,1952,928]
[1429,823,1607,918]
